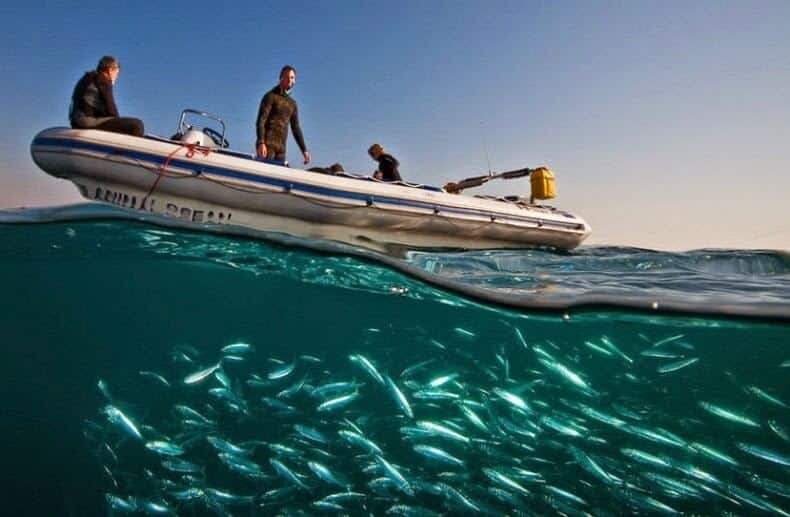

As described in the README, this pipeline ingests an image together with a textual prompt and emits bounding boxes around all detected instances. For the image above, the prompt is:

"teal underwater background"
[0,209,788,515]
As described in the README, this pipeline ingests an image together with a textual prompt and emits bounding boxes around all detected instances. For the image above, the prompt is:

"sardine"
[145,440,184,456]
[413,444,465,467]
[317,391,359,412]
[699,401,760,428]
[350,354,385,385]
[657,357,699,373]
[386,376,414,418]
[736,442,790,467]
[267,362,295,380]
[184,363,221,385]
[102,405,143,441]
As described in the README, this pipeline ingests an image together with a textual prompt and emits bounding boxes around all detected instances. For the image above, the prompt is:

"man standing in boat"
[256,65,311,165]
[69,56,144,137]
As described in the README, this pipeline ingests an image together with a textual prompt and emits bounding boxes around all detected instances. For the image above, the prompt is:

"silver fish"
[416,421,469,443]
[483,468,530,495]
[545,485,587,506]
[769,420,790,442]
[97,379,113,402]
[294,424,329,444]
[221,342,253,354]
[267,362,295,380]
[350,354,385,385]
[338,429,383,455]
[317,391,359,412]
[746,386,789,409]
[161,457,202,474]
[139,371,170,387]
[493,388,530,411]
[413,444,465,467]
[620,448,671,469]
[737,442,790,466]
[375,456,414,495]
[184,363,221,385]
[308,461,349,488]
[583,340,614,357]
[102,405,143,441]
[427,373,459,388]
[690,442,739,466]
[538,358,594,393]
[207,436,249,456]
[312,381,361,398]
[657,357,699,373]
[145,440,184,456]
[270,458,308,489]
[699,401,760,427]
[205,488,254,504]
[174,404,213,424]
[653,334,685,347]
[386,376,414,418]
[569,446,616,485]
[105,494,136,512]
[454,327,476,339]
[600,335,633,364]
[514,327,528,348]
[400,359,436,378]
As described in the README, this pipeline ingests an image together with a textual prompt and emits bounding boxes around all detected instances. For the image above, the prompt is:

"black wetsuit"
[375,153,402,182]
[256,86,307,161]
[69,71,144,137]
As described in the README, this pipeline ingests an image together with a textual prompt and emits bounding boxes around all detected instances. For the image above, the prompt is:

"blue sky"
[1,1,788,250]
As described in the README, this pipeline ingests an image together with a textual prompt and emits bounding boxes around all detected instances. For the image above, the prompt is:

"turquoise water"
[1,205,788,516]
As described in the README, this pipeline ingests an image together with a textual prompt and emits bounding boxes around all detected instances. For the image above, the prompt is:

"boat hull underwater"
[31,127,591,251]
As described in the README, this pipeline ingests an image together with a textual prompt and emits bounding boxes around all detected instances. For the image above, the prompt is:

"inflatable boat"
[30,110,591,250]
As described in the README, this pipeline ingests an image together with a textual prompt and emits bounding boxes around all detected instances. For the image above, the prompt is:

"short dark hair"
[97,56,119,72]
[280,65,296,78]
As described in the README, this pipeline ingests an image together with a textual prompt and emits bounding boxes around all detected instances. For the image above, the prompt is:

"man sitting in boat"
[256,65,311,165]
[69,56,144,137]
[368,144,402,182]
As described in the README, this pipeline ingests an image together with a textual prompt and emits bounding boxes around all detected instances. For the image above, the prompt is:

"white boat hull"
[31,128,591,250]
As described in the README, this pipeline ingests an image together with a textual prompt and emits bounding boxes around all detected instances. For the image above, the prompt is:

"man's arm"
[290,104,310,164]
[96,78,119,117]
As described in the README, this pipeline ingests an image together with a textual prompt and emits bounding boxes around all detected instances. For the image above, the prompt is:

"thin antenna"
[480,122,493,177]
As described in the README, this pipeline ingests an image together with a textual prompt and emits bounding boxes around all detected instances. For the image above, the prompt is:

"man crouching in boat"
[368,144,402,182]
[69,56,144,137]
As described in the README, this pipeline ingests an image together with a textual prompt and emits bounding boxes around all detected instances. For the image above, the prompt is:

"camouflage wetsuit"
[255,86,307,161]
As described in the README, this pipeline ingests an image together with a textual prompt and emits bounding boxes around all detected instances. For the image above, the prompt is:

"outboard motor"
[171,109,229,149]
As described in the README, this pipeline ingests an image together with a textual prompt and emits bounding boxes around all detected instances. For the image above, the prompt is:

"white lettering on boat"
[91,186,232,224]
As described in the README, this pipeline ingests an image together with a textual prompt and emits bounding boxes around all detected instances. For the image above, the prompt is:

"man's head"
[368,143,384,160]
[279,65,296,92]
[97,55,120,83]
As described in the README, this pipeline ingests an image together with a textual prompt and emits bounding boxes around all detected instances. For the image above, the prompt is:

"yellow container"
[530,167,556,201]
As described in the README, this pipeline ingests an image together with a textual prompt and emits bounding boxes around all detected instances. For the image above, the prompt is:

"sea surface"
[0,204,788,516]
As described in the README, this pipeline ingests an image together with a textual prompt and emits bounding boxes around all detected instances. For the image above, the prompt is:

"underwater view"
[1,205,788,516]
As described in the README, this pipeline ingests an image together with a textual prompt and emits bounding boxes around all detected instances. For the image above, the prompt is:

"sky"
[1,1,788,250]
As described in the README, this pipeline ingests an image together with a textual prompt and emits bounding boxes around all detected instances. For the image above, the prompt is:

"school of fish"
[85,327,790,516]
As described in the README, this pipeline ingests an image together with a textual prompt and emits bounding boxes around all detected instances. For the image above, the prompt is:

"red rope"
[141,143,211,207]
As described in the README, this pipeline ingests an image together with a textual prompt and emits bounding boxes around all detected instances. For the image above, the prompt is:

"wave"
[1,203,788,320]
